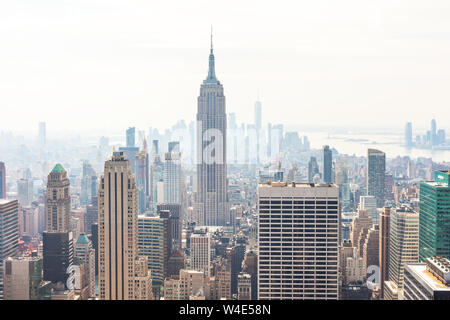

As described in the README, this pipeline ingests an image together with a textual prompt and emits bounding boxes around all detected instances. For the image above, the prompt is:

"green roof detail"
[76,233,90,244]
[51,163,65,173]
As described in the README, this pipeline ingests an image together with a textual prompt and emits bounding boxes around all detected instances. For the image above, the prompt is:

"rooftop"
[259,181,337,188]
[76,233,90,244]
[51,163,65,173]
[406,263,450,291]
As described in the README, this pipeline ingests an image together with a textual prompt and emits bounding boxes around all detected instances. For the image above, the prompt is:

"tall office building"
[157,203,182,251]
[3,255,51,300]
[98,151,152,300]
[379,207,391,299]
[46,164,71,232]
[135,149,149,214]
[360,195,378,225]
[119,127,140,173]
[150,149,164,213]
[164,145,181,204]
[80,161,97,206]
[38,122,46,146]
[367,149,386,208]
[17,178,33,207]
[419,170,450,261]
[0,162,5,199]
[405,122,413,148]
[195,36,228,226]
[190,231,211,276]
[384,206,419,300]
[308,157,320,183]
[126,127,136,147]
[42,231,74,285]
[137,215,165,292]
[431,119,437,146]
[0,199,19,299]
[323,145,332,183]
[254,100,262,164]
[257,182,339,300]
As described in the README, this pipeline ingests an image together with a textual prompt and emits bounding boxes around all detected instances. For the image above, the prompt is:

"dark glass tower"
[323,145,332,183]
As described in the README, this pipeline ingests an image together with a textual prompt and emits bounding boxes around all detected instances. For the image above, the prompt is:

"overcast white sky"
[1,0,450,134]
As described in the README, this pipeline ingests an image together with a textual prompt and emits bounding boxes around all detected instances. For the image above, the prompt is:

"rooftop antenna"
[210,25,213,52]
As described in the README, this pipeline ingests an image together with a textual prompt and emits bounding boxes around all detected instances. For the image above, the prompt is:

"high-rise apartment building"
[323,145,332,183]
[46,164,70,232]
[0,199,19,299]
[98,151,152,300]
[419,170,450,261]
[367,149,386,208]
[384,206,419,300]
[257,181,339,300]
[195,38,228,226]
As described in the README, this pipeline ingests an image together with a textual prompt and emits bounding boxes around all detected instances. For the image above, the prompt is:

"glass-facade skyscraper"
[419,170,450,261]
[367,148,386,208]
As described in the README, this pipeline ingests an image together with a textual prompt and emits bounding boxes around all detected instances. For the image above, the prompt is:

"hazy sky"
[1,0,450,134]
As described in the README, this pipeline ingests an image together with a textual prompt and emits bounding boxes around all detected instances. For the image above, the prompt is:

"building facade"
[257,182,340,299]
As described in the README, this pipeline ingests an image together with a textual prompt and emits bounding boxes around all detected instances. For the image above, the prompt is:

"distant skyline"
[1,0,450,132]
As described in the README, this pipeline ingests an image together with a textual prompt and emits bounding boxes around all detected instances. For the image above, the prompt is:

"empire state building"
[195,36,228,226]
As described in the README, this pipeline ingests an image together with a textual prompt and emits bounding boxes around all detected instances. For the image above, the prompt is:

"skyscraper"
[384,206,419,300]
[135,149,149,214]
[0,199,19,299]
[379,207,391,299]
[164,143,181,205]
[119,127,140,173]
[307,156,320,183]
[126,127,136,147]
[137,215,165,294]
[98,151,152,300]
[367,148,386,208]
[190,231,211,276]
[46,164,71,232]
[419,170,450,261]
[17,178,33,207]
[0,162,5,199]
[257,181,340,300]
[431,119,437,146]
[80,161,97,206]
[404,122,413,148]
[254,100,262,164]
[323,145,332,183]
[195,35,228,226]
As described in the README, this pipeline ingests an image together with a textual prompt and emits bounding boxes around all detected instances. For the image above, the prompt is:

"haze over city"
[1,0,450,133]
